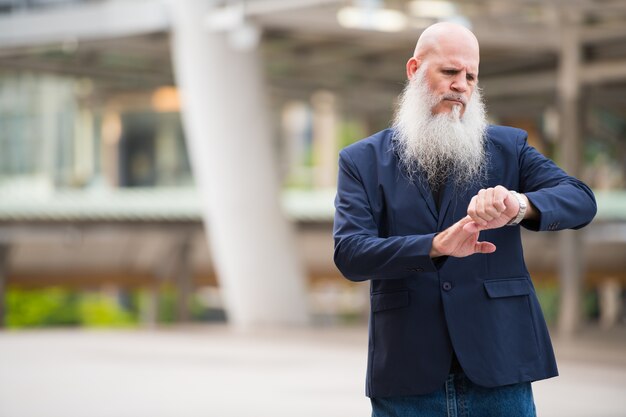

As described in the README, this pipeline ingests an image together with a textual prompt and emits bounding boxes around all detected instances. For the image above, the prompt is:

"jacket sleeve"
[516,132,597,232]
[333,150,440,282]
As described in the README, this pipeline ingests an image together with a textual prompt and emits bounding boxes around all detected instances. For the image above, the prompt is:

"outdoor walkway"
[0,325,625,417]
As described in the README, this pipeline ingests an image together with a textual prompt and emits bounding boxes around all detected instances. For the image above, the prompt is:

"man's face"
[412,42,479,118]
[393,56,487,188]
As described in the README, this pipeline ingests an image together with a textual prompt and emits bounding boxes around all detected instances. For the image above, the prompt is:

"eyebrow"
[443,67,478,76]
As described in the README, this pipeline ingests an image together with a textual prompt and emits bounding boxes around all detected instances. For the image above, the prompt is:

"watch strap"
[506,191,527,226]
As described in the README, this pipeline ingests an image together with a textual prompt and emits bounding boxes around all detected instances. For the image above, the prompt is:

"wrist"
[429,233,443,258]
[506,191,527,226]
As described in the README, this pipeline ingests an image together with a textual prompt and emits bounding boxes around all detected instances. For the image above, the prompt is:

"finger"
[480,188,498,219]
[460,217,483,235]
[453,216,474,231]
[484,197,502,218]
[463,221,482,234]
[503,190,520,216]
[483,188,497,218]
[487,187,506,214]
[475,190,491,224]
[486,187,507,218]
[459,215,474,224]
[444,216,474,239]
[467,196,479,222]
[475,241,496,253]
[493,186,509,212]
[485,188,495,207]
[436,217,477,257]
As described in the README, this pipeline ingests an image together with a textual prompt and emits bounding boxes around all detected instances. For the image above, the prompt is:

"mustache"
[440,93,467,105]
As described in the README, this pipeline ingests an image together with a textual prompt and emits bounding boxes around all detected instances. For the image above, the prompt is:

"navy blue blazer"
[333,126,597,398]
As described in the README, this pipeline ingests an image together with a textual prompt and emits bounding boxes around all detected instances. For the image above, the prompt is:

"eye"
[443,69,458,75]
[466,74,476,82]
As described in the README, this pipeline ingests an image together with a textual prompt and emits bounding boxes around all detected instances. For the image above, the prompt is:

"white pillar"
[557,9,584,338]
[168,0,309,329]
[311,90,338,189]
[599,278,622,329]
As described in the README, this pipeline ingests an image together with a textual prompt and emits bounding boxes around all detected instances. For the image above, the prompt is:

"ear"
[406,57,420,80]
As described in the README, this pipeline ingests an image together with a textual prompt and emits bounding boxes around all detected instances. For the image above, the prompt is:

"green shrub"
[535,284,560,325]
[535,283,601,325]
[6,288,81,328]
[6,288,139,328]
[78,293,137,327]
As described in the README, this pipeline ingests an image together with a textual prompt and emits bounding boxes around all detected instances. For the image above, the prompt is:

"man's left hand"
[464,185,520,233]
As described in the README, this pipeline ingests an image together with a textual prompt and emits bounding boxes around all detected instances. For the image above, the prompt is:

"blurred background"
[0,0,625,416]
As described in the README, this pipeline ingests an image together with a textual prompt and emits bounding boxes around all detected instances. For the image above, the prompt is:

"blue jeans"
[371,372,536,417]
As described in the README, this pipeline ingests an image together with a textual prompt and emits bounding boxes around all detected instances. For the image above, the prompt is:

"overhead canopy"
[0,0,626,116]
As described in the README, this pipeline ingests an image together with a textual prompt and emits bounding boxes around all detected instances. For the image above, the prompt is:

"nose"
[451,73,468,93]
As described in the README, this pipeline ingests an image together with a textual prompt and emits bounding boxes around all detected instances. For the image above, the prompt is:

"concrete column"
[557,10,585,338]
[174,235,193,323]
[0,244,10,329]
[168,0,309,329]
[141,282,159,328]
[599,278,622,329]
[281,101,310,185]
[311,90,338,189]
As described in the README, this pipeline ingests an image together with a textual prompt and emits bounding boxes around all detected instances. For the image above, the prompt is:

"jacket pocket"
[371,290,409,313]
[482,277,541,364]
[484,278,531,298]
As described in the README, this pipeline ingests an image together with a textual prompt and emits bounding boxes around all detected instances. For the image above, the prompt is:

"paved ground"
[0,325,625,417]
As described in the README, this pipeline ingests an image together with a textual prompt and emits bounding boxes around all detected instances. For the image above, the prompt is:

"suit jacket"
[333,125,597,398]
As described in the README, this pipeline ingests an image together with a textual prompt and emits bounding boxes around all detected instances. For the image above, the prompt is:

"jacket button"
[442,282,452,291]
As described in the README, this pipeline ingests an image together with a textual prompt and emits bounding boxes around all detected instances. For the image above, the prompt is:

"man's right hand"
[429,216,497,258]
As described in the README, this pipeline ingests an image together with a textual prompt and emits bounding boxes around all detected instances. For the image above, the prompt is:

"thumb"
[475,241,496,254]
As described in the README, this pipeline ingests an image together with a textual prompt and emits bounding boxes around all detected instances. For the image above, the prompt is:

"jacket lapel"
[415,175,438,220]
[437,177,455,230]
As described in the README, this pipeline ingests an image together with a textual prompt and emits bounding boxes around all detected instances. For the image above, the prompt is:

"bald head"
[405,22,481,117]
[413,22,479,62]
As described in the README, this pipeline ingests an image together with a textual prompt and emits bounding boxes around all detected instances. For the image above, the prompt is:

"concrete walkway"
[0,325,625,417]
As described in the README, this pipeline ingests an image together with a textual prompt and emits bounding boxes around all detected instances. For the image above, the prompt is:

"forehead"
[431,54,479,74]
[428,39,480,73]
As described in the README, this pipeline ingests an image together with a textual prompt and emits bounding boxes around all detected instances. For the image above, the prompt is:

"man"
[333,22,597,417]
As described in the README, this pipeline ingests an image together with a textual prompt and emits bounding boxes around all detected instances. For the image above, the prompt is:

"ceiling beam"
[582,24,626,44]
[0,56,172,87]
[0,0,170,49]
[481,57,626,98]
[481,71,556,98]
[582,59,626,84]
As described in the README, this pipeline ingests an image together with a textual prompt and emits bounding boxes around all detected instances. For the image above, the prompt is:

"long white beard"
[391,66,488,189]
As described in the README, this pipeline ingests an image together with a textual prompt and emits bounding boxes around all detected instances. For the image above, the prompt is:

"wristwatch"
[506,191,527,226]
